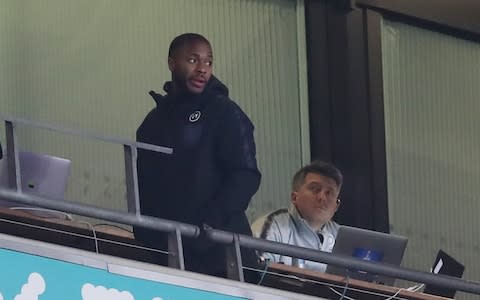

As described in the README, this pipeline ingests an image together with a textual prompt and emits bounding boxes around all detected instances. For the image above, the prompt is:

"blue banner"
[0,248,246,300]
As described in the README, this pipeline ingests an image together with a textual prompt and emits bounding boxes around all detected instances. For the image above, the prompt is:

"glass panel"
[382,18,480,298]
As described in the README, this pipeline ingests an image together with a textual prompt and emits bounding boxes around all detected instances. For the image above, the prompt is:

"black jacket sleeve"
[204,101,261,230]
[133,110,165,246]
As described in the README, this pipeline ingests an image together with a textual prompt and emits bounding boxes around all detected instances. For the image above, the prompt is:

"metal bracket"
[168,228,185,270]
[5,121,21,192]
[123,144,140,215]
[225,233,244,282]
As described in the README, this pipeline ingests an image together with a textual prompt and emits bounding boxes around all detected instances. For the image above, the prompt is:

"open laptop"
[325,225,408,286]
[423,249,465,298]
[0,151,72,219]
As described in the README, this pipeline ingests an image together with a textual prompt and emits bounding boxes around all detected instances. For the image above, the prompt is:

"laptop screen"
[18,151,71,199]
[325,225,408,286]
[0,151,71,216]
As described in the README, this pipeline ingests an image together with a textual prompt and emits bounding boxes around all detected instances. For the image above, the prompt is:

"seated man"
[252,160,343,272]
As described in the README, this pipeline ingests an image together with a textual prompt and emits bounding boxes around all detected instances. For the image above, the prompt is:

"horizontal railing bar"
[1,115,478,296]
[2,186,480,296]
[206,228,480,295]
[0,114,172,155]
[0,188,199,238]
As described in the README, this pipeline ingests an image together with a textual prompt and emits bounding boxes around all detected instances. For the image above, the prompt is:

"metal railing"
[1,114,172,216]
[207,228,480,296]
[0,115,184,267]
[1,187,480,296]
[1,115,480,297]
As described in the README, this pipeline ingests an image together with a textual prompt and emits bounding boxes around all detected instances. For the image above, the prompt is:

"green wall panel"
[0,0,309,224]
[382,18,480,298]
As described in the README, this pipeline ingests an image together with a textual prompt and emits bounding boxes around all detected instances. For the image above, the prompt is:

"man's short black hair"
[292,160,343,191]
[168,33,211,58]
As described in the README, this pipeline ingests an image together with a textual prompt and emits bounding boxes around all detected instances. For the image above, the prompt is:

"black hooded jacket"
[134,76,261,275]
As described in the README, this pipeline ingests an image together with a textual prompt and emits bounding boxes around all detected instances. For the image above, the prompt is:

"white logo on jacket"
[189,111,201,122]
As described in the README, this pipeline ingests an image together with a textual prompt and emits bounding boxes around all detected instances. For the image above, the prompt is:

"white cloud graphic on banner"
[81,283,134,300]
[14,272,46,300]
[0,292,3,300]
[152,298,164,300]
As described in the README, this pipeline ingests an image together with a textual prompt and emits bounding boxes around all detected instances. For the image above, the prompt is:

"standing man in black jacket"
[134,33,261,280]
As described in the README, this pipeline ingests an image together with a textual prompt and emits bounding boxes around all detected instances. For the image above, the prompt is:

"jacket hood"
[148,75,229,106]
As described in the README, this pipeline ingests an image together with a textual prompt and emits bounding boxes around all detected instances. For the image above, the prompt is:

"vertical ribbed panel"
[0,0,307,222]
[382,19,480,295]
[0,2,23,118]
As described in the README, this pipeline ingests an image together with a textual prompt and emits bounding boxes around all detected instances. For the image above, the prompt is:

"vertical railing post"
[5,120,21,192]
[225,233,244,282]
[123,144,140,215]
[168,228,185,270]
